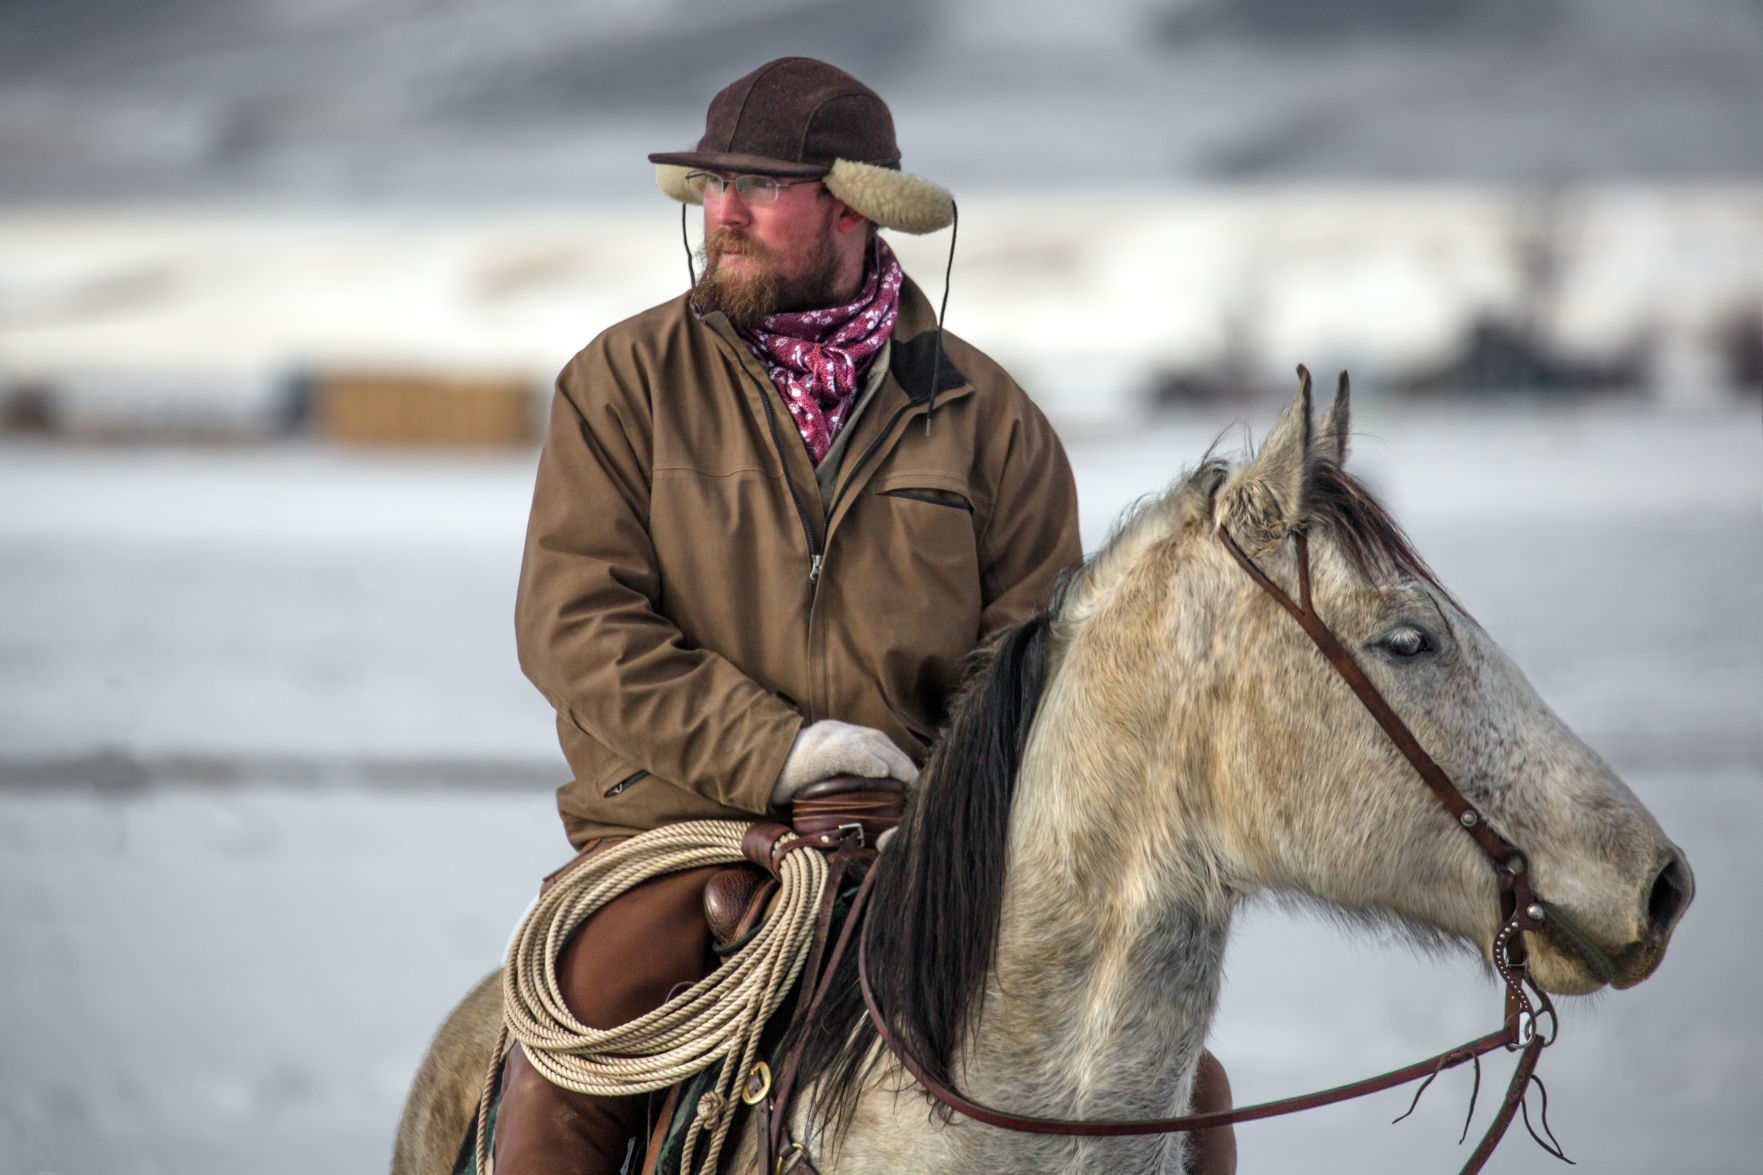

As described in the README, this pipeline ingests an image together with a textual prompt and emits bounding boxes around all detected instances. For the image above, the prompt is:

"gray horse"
[394,374,1692,1175]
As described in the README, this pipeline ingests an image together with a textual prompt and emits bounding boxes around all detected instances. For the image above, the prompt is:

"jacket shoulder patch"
[890,330,968,404]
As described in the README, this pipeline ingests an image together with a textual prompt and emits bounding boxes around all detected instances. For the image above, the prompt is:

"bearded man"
[497,56,1234,1175]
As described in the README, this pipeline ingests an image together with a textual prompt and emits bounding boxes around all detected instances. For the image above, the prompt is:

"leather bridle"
[847,523,1586,1174]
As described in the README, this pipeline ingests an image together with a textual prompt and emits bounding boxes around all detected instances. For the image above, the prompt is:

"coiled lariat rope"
[476,820,829,1175]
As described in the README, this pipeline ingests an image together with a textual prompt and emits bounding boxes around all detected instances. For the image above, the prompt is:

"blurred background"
[1,1,1758,1172]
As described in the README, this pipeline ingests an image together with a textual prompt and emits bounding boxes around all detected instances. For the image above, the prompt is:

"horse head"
[1036,369,1693,998]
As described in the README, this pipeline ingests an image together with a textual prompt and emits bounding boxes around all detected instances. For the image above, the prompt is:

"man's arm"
[515,355,802,815]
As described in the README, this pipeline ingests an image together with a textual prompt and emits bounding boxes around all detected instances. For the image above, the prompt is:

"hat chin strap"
[652,161,954,236]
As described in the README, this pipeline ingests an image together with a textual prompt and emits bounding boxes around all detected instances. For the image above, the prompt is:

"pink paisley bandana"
[737,238,904,464]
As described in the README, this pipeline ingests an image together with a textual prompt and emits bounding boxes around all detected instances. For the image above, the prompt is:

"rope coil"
[477,820,828,1175]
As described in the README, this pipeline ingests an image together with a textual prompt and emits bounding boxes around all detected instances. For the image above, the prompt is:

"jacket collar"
[887,276,968,405]
[692,274,970,408]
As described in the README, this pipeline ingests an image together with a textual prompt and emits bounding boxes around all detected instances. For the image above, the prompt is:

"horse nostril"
[1647,851,1693,935]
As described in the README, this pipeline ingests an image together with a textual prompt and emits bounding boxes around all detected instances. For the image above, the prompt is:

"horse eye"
[1376,625,1434,658]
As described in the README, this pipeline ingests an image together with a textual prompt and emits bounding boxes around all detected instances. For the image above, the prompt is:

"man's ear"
[831,200,869,235]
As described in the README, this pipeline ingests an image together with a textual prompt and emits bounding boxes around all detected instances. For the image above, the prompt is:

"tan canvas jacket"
[515,276,1081,845]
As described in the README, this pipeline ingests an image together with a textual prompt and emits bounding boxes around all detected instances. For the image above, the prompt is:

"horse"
[392,373,1693,1175]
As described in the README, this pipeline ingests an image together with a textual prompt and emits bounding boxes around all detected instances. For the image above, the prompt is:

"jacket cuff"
[732,709,805,816]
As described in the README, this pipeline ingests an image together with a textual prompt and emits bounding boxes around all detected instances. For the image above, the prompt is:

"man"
[497,56,1232,1174]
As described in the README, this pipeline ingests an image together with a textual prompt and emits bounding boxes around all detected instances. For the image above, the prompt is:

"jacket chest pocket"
[866,471,983,603]
[878,485,973,513]
[873,470,979,514]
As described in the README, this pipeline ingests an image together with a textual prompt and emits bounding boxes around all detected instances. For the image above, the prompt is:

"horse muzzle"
[1529,846,1694,993]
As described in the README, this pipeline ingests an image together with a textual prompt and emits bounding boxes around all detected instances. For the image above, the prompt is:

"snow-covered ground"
[0,399,1758,1174]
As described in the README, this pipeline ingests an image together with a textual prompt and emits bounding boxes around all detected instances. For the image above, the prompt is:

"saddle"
[644,775,906,1175]
[702,776,905,950]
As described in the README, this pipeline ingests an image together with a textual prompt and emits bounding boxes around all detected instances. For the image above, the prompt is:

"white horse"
[394,374,1693,1175]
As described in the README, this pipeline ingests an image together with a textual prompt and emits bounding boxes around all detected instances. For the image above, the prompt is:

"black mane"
[789,610,1054,1133]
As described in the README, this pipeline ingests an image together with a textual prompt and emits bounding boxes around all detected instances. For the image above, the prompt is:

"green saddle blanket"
[452,1057,733,1175]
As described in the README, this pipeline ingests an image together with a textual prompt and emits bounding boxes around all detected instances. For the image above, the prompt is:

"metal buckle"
[741,1060,772,1105]
[775,1140,807,1175]
[837,822,866,847]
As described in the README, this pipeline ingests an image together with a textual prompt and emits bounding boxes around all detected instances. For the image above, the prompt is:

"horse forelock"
[1200,438,1454,605]
[1304,460,1461,609]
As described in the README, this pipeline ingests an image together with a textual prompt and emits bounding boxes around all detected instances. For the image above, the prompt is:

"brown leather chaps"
[492,840,721,1175]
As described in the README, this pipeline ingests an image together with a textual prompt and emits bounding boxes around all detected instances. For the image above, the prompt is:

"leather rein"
[840,524,1577,1174]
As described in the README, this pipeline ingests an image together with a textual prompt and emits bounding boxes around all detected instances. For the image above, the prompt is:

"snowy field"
[1,399,1759,1174]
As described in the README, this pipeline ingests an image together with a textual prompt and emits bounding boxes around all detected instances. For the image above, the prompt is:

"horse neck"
[953,677,1235,1174]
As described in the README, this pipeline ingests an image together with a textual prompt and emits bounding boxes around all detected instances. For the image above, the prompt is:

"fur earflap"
[655,164,701,205]
[825,159,954,234]
[655,159,953,234]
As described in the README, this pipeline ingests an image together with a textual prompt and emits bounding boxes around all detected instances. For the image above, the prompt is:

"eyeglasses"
[684,171,821,203]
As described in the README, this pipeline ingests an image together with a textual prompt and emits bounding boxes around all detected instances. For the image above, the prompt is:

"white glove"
[770,719,918,808]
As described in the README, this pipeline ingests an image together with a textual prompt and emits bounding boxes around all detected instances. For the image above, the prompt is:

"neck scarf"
[737,237,904,465]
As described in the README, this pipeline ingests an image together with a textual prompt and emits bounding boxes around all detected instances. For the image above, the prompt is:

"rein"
[847,524,1576,1174]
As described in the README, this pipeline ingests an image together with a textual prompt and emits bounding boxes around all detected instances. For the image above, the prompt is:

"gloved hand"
[770,719,918,809]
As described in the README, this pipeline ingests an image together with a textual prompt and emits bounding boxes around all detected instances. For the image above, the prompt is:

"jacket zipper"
[750,371,826,721]
[752,371,825,587]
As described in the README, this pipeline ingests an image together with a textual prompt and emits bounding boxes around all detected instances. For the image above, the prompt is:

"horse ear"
[1222,365,1313,544]
[1318,370,1350,467]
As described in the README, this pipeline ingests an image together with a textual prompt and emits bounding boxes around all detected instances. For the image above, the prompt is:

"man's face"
[694,172,845,325]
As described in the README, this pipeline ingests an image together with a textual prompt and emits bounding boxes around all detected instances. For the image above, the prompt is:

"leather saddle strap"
[797,838,864,1006]
[764,834,867,1168]
[742,821,806,876]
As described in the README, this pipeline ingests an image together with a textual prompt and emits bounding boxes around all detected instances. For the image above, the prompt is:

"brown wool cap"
[648,56,901,177]
[649,56,955,234]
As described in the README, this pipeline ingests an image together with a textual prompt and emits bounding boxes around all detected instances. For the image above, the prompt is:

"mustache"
[694,226,781,326]
[705,227,768,260]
